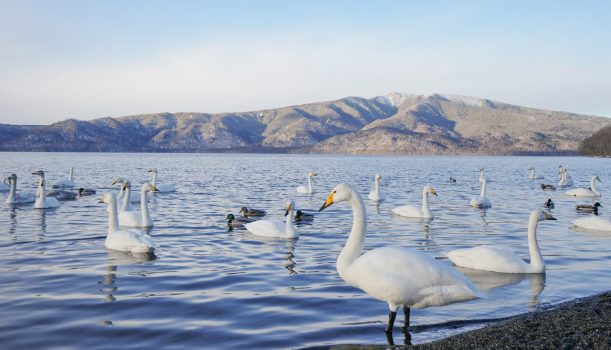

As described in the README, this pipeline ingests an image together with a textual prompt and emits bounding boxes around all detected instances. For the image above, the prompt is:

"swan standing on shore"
[470,176,492,208]
[148,168,176,193]
[319,184,482,334]
[565,176,601,197]
[119,183,154,228]
[100,193,155,253]
[528,167,543,180]
[296,172,317,194]
[245,200,298,238]
[368,174,383,202]
[32,170,60,209]
[6,174,36,204]
[52,167,76,188]
[448,210,556,273]
[392,185,438,219]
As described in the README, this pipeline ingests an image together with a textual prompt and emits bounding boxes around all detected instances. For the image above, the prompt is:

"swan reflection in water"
[456,267,546,308]
[283,239,297,274]
[100,250,157,302]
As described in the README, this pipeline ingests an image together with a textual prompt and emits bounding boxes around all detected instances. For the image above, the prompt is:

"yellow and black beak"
[430,188,438,196]
[284,203,293,216]
[544,212,557,220]
[149,185,157,192]
[319,192,335,211]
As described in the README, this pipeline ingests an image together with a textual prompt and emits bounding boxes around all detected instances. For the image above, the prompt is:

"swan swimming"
[447,210,556,273]
[148,168,176,193]
[565,176,601,197]
[112,178,139,208]
[5,174,36,205]
[392,185,438,219]
[100,193,155,253]
[32,170,60,209]
[296,172,317,194]
[119,183,154,228]
[368,174,384,202]
[558,168,574,187]
[528,167,543,180]
[0,177,10,192]
[470,176,492,208]
[573,216,611,232]
[244,200,298,238]
[319,184,482,334]
[52,167,76,188]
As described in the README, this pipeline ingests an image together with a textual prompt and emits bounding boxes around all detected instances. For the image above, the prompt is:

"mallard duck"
[449,177,457,183]
[294,210,314,222]
[240,207,266,217]
[576,202,601,214]
[541,184,556,191]
[78,188,97,196]
[226,214,253,228]
[47,189,77,200]
[544,199,554,209]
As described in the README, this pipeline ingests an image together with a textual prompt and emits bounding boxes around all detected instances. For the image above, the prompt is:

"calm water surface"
[0,153,609,349]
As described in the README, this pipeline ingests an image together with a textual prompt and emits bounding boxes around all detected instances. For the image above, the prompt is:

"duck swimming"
[240,207,266,217]
[544,199,554,209]
[576,202,601,214]
[226,214,254,228]
[78,188,97,196]
[294,210,314,222]
[541,184,556,191]
[47,189,77,200]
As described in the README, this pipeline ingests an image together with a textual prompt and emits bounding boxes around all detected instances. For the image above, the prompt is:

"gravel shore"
[414,292,611,350]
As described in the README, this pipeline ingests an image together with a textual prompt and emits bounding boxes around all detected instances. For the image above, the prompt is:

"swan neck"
[141,189,151,225]
[285,207,297,238]
[307,175,313,192]
[338,192,366,276]
[591,178,599,195]
[37,177,46,205]
[108,197,119,235]
[421,189,430,215]
[8,178,16,202]
[480,179,487,197]
[527,212,544,272]
[374,178,380,194]
[121,187,130,212]
[69,167,74,182]
[152,172,158,187]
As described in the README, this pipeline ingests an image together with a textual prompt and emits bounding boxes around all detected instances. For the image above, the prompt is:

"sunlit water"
[0,153,609,349]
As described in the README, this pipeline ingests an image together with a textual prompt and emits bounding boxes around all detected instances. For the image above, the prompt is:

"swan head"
[285,200,295,216]
[479,168,484,173]
[32,170,45,177]
[8,174,17,183]
[111,177,124,185]
[122,181,131,191]
[593,176,601,182]
[374,174,382,181]
[319,183,353,211]
[424,185,438,196]
[148,168,158,174]
[536,210,557,221]
[308,171,317,177]
[99,192,117,204]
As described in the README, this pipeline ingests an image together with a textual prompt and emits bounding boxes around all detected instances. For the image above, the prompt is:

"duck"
[5,174,36,204]
[148,168,176,193]
[540,184,556,191]
[240,207,266,217]
[318,184,482,335]
[0,177,10,192]
[447,210,556,273]
[119,183,153,228]
[573,216,611,232]
[564,176,601,197]
[528,167,544,180]
[470,176,492,208]
[392,185,438,219]
[99,193,155,253]
[47,189,77,200]
[32,170,60,209]
[296,171,317,194]
[52,167,76,188]
[78,188,97,196]
[294,210,314,222]
[226,214,253,228]
[368,174,384,202]
[449,177,457,183]
[576,202,601,214]
[544,199,555,209]
[244,200,298,238]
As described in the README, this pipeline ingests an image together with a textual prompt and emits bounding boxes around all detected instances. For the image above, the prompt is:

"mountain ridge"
[1,93,608,155]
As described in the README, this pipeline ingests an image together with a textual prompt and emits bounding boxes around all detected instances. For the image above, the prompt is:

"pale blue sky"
[1,0,610,124]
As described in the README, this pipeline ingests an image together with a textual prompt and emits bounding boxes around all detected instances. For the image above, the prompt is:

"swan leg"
[385,311,397,334]
[402,306,410,330]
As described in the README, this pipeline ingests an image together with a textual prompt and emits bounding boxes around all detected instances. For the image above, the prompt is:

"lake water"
[0,153,609,349]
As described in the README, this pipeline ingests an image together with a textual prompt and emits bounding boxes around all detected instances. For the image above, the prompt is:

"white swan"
[52,167,76,188]
[367,174,383,202]
[319,184,482,334]
[244,200,298,238]
[470,176,492,208]
[528,167,543,180]
[32,170,60,209]
[448,210,556,273]
[148,168,176,193]
[112,178,139,208]
[573,216,611,232]
[565,176,601,197]
[0,177,10,192]
[558,168,574,187]
[5,174,36,204]
[392,185,437,219]
[119,183,154,228]
[100,193,155,253]
[296,171,317,194]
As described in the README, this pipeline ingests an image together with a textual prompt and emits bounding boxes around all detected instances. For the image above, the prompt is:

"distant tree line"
[579,124,611,157]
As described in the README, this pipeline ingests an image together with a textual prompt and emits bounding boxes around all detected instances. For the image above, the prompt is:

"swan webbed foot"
[385,311,397,334]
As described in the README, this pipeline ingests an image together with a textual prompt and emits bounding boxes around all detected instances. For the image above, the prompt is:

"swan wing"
[345,247,482,309]
[106,229,155,253]
[392,205,422,217]
[564,188,598,197]
[573,217,611,232]
[245,219,286,238]
[12,192,36,204]
[296,185,310,194]
[447,246,531,273]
